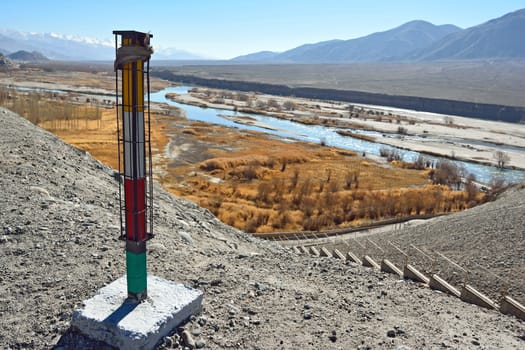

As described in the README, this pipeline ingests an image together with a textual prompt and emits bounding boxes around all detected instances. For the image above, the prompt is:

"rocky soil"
[1,107,524,349]
[326,185,525,304]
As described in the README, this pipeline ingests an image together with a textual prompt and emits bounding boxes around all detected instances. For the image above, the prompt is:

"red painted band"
[124,178,146,241]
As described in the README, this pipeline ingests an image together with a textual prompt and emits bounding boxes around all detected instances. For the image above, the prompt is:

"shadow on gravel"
[54,299,140,350]
[53,328,116,350]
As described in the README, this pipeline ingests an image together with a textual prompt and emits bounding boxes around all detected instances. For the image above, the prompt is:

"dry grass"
[163,125,483,233]
[3,83,484,234]
[1,88,172,171]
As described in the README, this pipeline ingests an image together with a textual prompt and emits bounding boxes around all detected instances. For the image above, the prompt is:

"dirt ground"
[2,106,525,350]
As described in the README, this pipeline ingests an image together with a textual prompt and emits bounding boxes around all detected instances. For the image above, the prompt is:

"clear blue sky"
[2,0,525,59]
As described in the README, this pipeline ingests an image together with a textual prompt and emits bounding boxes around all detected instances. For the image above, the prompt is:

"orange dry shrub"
[170,132,483,233]
[207,174,478,233]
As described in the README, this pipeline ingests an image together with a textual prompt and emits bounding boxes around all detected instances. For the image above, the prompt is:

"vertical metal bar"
[115,34,124,239]
[146,59,153,237]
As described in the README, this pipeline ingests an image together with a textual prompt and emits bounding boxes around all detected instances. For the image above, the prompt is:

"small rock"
[329,330,337,342]
[192,327,201,336]
[195,340,206,349]
[303,313,312,320]
[197,316,207,327]
[228,306,238,316]
[471,340,480,346]
[179,231,193,245]
[148,242,166,252]
[395,327,406,336]
[182,330,196,349]
[210,279,222,286]
[387,330,396,338]
[163,336,173,347]
[254,282,269,292]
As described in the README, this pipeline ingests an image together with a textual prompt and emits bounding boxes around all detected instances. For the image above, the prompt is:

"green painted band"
[126,251,147,294]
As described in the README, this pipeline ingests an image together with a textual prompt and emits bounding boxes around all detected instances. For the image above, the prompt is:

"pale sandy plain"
[169,88,525,171]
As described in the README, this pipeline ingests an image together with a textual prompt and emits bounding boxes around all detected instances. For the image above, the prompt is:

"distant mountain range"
[0,29,205,61]
[1,8,524,62]
[0,29,113,60]
[233,8,525,63]
[411,8,525,60]
[7,50,48,62]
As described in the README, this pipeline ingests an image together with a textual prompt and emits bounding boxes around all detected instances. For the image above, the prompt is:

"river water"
[150,86,525,184]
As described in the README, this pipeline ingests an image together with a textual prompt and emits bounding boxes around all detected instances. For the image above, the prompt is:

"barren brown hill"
[1,106,524,349]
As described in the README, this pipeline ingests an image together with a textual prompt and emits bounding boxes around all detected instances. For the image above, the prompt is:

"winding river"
[150,86,525,184]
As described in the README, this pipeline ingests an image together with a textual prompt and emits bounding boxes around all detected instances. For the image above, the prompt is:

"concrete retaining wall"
[381,259,403,277]
[460,284,496,310]
[500,296,525,321]
[362,255,380,269]
[403,264,429,284]
[429,274,460,297]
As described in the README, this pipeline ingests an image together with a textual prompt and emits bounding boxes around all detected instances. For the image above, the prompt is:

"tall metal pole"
[114,30,154,301]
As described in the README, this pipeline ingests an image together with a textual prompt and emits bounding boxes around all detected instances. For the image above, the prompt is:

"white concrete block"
[362,255,380,269]
[72,275,203,350]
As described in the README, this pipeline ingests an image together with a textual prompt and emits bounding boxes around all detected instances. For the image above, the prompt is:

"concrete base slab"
[403,264,430,284]
[460,284,496,310]
[429,274,460,297]
[500,296,525,321]
[381,259,403,277]
[362,255,380,269]
[72,275,203,350]
[320,247,332,258]
[292,246,301,254]
[300,246,310,255]
[346,251,362,265]
[333,249,346,261]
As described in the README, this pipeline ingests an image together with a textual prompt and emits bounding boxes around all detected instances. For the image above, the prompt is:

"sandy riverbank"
[167,87,525,170]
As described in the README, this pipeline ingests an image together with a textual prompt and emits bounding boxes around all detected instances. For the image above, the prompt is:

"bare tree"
[255,100,266,109]
[443,116,454,125]
[267,98,280,109]
[493,150,510,169]
[283,101,295,110]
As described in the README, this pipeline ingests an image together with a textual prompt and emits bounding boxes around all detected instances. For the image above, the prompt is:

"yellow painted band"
[120,36,144,113]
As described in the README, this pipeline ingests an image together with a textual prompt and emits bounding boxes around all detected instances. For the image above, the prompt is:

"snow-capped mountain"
[0,29,204,61]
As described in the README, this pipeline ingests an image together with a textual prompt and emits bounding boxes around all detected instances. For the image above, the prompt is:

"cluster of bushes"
[194,88,299,112]
[195,156,481,233]
[379,147,403,162]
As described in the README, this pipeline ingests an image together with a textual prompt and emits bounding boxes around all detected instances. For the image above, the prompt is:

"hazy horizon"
[2,0,525,59]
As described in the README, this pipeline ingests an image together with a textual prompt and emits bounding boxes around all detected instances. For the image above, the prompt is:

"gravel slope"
[329,185,525,304]
[1,107,524,349]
